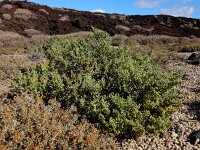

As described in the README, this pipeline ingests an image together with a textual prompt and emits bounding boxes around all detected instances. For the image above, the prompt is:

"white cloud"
[91,9,105,13]
[160,6,195,17]
[135,1,160,8]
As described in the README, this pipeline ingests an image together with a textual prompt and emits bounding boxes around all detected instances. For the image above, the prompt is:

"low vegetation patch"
[0,95,117,149]
[0,55,30,80]
[14,8,37,20]
[178,43,200,53]
[12,28,183,138]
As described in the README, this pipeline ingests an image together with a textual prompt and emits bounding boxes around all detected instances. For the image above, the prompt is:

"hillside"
[0,1,200,37]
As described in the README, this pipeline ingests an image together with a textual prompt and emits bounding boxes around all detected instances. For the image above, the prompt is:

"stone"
[171,131,178,138]
[186,53,200,65]
[182,74,190,80]
[187,129,200,145]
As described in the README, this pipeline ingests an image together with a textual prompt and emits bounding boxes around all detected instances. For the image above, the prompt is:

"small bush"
[59,15,70,22]
[0,96,117,149]
[115,25,130,32]
[0,55,30,80]
[111,34,129,46]
[13,28,182,138]
[2,14,11,20]
[14,9,37,20]
[0,31,27,48]
[39,9,49,15]
[25,29,42,37]
[178,43,200,52]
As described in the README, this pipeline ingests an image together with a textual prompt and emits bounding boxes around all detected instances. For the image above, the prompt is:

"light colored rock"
[171,132,178,138]
[115,25,130,32]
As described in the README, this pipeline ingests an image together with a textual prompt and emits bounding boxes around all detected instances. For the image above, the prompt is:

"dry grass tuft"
[59,15,70,21]
[39,9,49,15]
[0,96,118,149]
[111,34,129,46]
[0,30,26,44]
[14,9,37,20]
[2,14,11,20]
[115,25,130,32]
[30,34,51,44]
[25,29,42,37]
[2,4,13,10]
[0,30,31,55]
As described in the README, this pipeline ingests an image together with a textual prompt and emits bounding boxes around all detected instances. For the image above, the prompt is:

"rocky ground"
[0,1,200,38]
[121,52,200,150]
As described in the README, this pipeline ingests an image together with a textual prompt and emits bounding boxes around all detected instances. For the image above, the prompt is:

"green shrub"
[178,43,200,52]
[12,28,183,138]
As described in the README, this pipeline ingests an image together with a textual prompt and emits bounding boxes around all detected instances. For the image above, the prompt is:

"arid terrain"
[0,1,200,150]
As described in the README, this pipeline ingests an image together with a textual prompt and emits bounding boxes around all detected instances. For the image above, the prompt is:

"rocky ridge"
[0,1,200,38]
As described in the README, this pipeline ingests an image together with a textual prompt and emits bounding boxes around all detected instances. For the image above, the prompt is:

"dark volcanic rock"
[187,53,200,65]
[0,1,200,37]
[187,130,200,145]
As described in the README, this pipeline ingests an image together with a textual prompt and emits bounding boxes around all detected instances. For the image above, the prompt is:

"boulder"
[186,53,200,65]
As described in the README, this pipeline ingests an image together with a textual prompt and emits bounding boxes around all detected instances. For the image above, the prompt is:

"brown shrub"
[39,8,49,15]
[118,15,126,21]
[59,15,70,21]
[0,30,27,48]
[0,96,118,149]
[24,28,42,37]
[30,34,51,43]
[111,34,129,46]
[94,13,106,17]
[2,14,11,20]
[193,27,200,30]
[110,15,117,20]
[115,25,130,32]
[2,4,13,10]
[0,30,24,40]
[0,55,31,80]
[0,31,31,55]
[14,8,37,20]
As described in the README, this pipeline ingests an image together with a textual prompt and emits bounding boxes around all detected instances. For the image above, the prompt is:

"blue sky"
[29,0,200,19]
